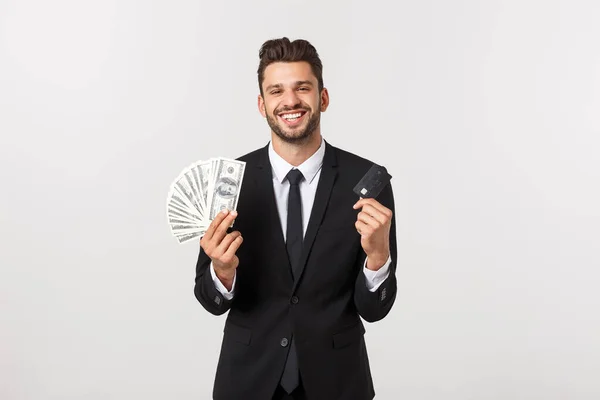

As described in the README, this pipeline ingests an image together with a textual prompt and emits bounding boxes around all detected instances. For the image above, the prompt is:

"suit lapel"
[293,142,338,291]
[255,144,295,284]
[254,141,339,290]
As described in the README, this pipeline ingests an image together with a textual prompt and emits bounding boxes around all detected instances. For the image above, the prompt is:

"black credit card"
[353,164,392,199]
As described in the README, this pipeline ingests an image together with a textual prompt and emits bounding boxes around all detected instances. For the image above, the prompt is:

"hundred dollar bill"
[174,173,202,217]
[174,230,203,244]
[168,217,199,227]
[182,166,204,215]
[208,158,246,221]
[197,160,212,208]
[168,207,200,224]
[168,201,200,223]
[188,164,205,213]
[207,158,219,210]
[169,184,200,220]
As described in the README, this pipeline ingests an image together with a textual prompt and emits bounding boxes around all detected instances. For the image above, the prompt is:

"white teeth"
[281,112,302,120]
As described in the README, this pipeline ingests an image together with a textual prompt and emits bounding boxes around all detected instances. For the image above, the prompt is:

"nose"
[281,88,301,108]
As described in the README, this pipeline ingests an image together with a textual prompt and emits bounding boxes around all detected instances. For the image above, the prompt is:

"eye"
[298,87,309,91]
[270,90,281,95]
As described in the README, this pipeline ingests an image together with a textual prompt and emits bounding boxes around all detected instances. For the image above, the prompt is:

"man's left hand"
[353,198,393,271]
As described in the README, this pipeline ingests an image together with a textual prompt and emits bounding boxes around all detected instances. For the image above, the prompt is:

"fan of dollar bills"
[166,157,246,244]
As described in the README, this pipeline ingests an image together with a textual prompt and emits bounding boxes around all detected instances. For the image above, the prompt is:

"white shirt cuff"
[363,255,391,292]
[210,262,236,300]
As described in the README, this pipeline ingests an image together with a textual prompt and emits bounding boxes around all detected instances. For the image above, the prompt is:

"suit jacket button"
[280,338,289,347]
[291,296,299,304]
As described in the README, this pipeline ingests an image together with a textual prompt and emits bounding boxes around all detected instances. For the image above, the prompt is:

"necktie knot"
[286,169,303,186]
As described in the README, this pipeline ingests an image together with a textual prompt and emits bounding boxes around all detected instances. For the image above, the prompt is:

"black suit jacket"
[194,141,398,400]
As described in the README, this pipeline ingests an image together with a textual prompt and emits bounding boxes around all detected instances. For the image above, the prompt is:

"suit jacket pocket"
[332,322,366,349]
[224,321,252,346]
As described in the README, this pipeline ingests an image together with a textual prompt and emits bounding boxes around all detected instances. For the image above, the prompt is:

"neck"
[271,130,322,167]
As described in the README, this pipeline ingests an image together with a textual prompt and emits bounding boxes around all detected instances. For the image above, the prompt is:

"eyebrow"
[295,80,314,87]
[265,81,315,92]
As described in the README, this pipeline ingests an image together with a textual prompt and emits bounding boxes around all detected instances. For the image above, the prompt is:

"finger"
[216,231,242,254]
[353,197,375,209]
[212,210,239,244]
[357,211,381,229]
[223,235,243,259]
[355,220,372,236]
[203,209,230,241]
[353,198,392,217]
[359,204,388,225]
[354,198,390,215]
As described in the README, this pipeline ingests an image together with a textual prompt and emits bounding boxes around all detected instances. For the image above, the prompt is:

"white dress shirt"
[211,138,391,299]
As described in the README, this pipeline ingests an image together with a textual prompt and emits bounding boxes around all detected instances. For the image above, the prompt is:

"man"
[194,37,398,400]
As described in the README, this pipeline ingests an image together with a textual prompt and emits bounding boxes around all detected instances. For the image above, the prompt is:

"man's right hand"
[200,209,243,291]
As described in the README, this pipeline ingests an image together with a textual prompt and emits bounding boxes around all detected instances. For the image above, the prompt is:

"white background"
[1,0,599,399]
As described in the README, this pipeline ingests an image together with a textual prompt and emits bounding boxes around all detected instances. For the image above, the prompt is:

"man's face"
[217,182,237,197]
[222,184,235,195]
[258,61,328,144]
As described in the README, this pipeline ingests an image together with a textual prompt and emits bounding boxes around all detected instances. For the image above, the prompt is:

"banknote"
[166,157,246,244]
[208,158,246,220]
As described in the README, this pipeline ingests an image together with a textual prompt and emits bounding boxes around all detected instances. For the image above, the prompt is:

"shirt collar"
[268,137,325,184]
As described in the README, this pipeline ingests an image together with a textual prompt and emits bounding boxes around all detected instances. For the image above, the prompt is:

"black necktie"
[280,168,303,393]
[285,169,304,279]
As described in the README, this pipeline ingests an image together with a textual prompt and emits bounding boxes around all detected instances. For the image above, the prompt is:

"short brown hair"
[257,37,324,95]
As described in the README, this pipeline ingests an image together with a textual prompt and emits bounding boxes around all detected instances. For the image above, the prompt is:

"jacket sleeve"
[353,182,398,322]
[193,246,234,316]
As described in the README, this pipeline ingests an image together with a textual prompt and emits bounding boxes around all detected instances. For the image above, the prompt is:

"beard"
[266,105,321,145]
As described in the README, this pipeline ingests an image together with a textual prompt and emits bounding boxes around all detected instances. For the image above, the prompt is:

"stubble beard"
[266,108,321,145]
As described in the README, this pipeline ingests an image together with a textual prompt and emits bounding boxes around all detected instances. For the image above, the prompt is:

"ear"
[258,94,266,118]
[320,88,330,112]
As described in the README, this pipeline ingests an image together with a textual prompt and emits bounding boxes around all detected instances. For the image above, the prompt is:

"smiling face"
[258,61,329,145]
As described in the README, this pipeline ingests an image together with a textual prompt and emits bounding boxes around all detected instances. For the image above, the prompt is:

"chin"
[277,129,314,144]
[267,112,319,145]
